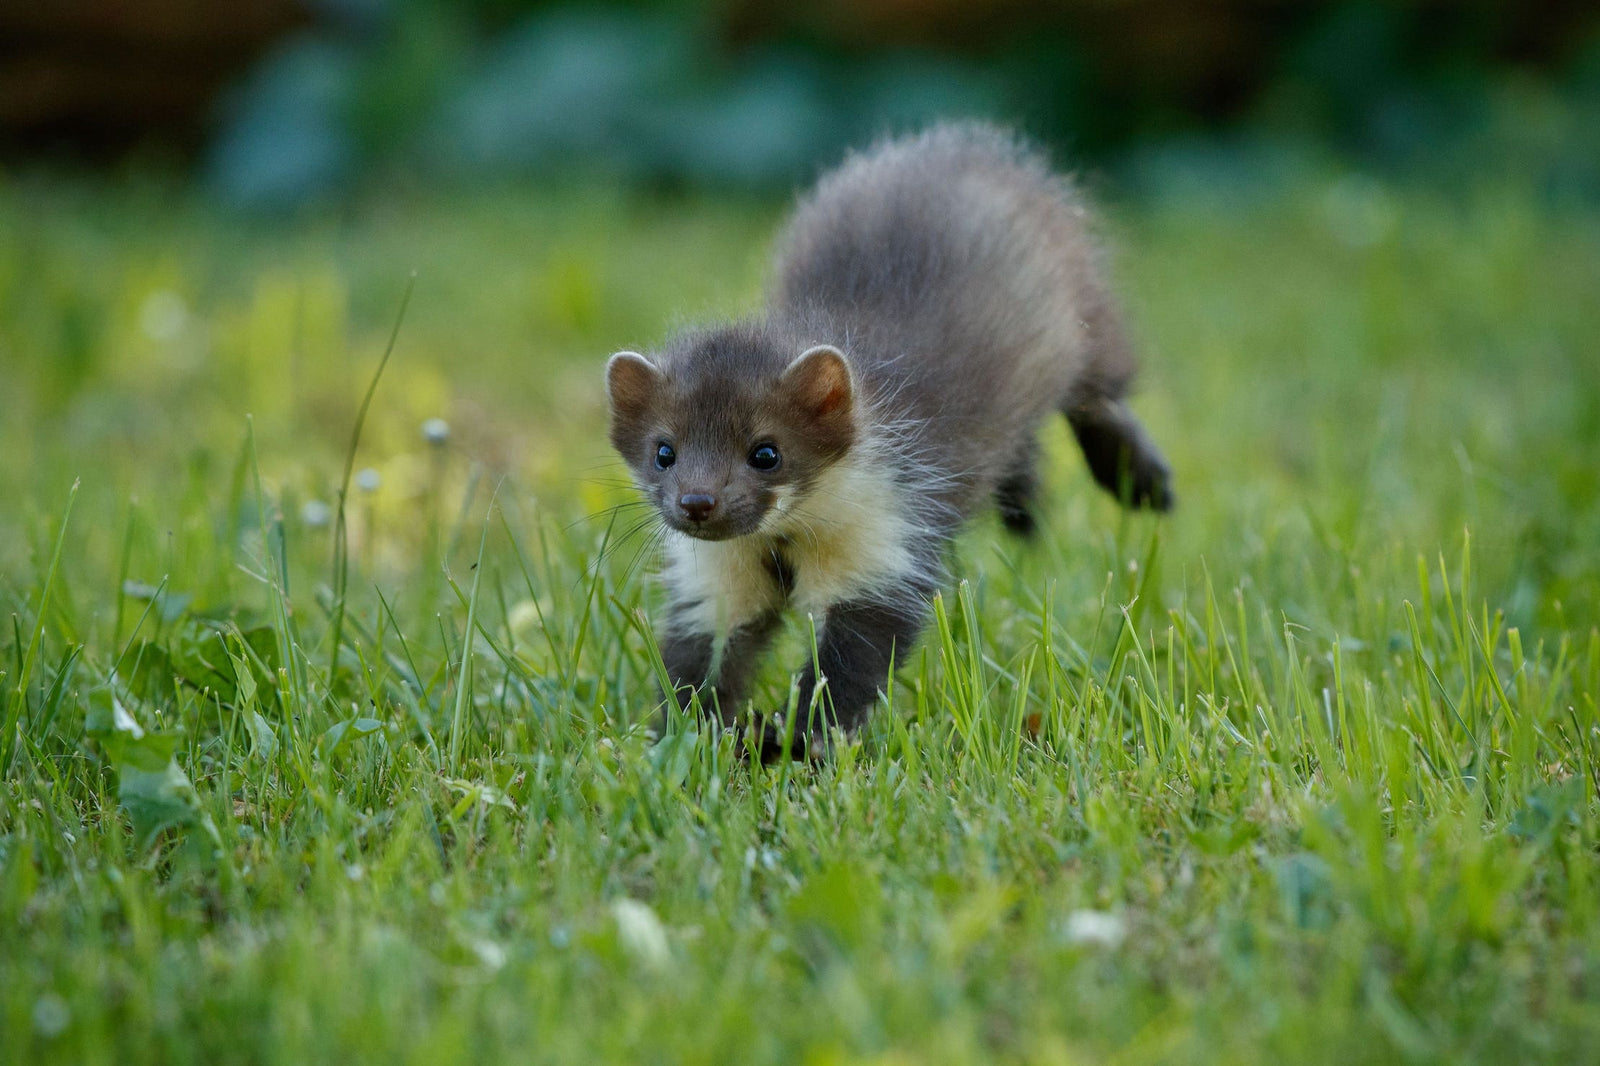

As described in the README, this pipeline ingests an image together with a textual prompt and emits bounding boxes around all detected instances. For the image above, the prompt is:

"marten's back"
[768,123,1134,500]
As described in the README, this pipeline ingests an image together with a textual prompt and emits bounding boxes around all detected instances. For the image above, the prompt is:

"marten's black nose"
[677,493,716,522]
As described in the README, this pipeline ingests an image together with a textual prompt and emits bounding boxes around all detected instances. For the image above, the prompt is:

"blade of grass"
[448,486,498,774]
[3,478,78,776]
[328,272,415,686]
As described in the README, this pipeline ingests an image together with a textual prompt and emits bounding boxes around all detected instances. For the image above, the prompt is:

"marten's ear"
[780,344,855,455]
[606,351,661,422]
[781,344,853,419]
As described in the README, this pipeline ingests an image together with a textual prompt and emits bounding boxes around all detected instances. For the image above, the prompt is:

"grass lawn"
[2,168,1598,1064]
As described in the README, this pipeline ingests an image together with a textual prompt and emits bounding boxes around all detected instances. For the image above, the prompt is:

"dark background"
[5,0,1599,207]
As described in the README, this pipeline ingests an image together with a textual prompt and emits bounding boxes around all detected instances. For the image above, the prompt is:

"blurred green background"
[5,0,1600,205]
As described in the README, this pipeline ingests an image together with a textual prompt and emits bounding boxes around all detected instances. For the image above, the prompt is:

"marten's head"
[606,326,857,541]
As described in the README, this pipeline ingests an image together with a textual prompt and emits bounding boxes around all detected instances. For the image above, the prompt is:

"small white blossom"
[506,599,542,635]
[612,898,670,971]
[300,500,332,528]
[356,467,381,493]
[1061,909,1126,949]
[468,937,507,971]
[32,993,70,1038]
[422,418,450,446]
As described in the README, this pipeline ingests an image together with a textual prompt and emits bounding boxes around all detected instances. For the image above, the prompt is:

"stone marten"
[605,121,1172,760]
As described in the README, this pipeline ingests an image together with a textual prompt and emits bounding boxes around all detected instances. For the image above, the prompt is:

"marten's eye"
[749,444,781,471]
[654,442,676,470]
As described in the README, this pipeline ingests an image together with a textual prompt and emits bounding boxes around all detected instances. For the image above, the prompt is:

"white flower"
[1061,909,1126,949]
[300,500,332,528]
[612,898,670,971]
[33,993,70,1038]
[468,937,507,971]
[506,599,543,635]
[356,467,381,493]
[422,418,450,446]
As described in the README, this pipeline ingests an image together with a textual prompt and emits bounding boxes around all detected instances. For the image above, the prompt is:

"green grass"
[2,168,1598,1064]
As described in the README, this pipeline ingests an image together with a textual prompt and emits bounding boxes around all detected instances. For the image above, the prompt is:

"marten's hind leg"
[1064,395,1174,511]
[994,436,1040,536]
[1066,282,1175,511]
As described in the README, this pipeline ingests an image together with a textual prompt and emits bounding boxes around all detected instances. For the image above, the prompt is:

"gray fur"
[607,121,1173,760]
[770,120,1170,516]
